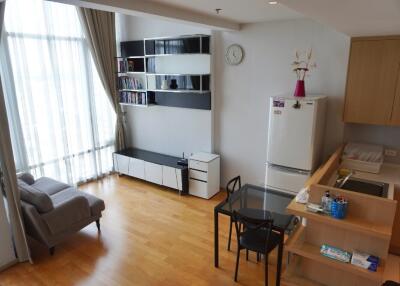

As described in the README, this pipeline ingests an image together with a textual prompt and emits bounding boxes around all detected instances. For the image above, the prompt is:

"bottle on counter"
[321,191,332,214]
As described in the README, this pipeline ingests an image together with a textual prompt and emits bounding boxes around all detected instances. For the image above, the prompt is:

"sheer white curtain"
[0,0,116,184]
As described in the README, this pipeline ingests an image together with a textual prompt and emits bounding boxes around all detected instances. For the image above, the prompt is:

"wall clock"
[225,44,244,65]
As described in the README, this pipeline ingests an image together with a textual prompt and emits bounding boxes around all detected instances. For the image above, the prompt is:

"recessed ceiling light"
[268,1,278,4]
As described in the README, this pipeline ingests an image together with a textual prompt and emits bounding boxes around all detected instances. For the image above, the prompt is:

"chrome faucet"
[336,170,355,188]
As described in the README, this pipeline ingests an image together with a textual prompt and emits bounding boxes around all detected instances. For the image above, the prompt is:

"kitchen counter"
[327,163,400,200]
[283,146,398,286]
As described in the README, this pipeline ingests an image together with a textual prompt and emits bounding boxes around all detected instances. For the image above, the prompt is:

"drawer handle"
[190,177,207,183]
[190,168,207,173]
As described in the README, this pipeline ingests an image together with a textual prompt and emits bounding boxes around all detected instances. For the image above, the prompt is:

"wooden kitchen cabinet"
[390,184,400,255]
[390,71,400,125]
[343,36,400,125]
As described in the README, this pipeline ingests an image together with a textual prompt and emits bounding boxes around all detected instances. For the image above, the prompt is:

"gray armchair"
[17,173,105,255]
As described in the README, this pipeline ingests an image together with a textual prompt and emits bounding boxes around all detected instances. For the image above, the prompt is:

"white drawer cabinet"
[145,162,163,185]
[189,169,208,181]
[189,179,208,198]
[189,160,208,172]
[189,152,220,199]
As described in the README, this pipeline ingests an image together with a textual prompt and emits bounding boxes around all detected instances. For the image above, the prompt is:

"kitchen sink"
[334,177,389,198]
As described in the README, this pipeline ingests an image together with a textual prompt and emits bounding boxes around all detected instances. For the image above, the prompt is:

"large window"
[1,0,116,184]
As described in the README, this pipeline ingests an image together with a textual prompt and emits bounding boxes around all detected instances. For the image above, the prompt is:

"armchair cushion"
[31,177,70,196]
[17,173,35,185]
[51,187,105,217]
[79,192,106,217]
[42,195,90,235]
[18,180,54,213]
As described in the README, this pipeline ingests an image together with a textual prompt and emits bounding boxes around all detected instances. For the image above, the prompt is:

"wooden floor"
[1,175,400,286]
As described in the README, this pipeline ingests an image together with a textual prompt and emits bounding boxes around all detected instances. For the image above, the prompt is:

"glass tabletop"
[215,184,295,230]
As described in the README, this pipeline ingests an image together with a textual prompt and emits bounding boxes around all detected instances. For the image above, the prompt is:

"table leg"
[276,230,284,286]
[214,209,219,268]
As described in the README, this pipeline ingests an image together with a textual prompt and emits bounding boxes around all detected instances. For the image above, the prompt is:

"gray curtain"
[77,7,126,151]
[0,0,31,263]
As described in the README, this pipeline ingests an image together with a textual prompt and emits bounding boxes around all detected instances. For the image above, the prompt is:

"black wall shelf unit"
[117,34,211,110]
[114,148,189,194]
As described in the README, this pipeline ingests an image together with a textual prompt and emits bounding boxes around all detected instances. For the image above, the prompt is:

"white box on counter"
[350,250,379,272]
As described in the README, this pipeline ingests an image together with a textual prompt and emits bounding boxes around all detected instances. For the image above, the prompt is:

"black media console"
[113,148,189,194]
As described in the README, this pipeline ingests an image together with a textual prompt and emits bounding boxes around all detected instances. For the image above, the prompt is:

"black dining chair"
[226,176,241,251]
[232,211,282,286]
[383,281,400,286]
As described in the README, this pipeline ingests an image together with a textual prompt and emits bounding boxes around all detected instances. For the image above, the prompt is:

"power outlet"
[384,149,398,157]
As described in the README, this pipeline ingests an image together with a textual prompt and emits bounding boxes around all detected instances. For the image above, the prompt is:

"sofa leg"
[49,247,55,256]
[96,219,101,232]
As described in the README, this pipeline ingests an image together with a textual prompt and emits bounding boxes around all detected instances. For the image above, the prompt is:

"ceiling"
[61,0,400,35]
[147,0,400,36]
[146,0,303,23]
[270,0,400,36]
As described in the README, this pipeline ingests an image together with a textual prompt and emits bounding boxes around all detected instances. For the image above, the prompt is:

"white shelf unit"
[117,56,149,106]
[120,89,147,92]
[118,71,146,75]
[147,89,210,94]
[118,35,211,110]
[119,103,151,108]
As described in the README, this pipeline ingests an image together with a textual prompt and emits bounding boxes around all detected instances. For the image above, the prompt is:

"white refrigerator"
[265,95,327,194]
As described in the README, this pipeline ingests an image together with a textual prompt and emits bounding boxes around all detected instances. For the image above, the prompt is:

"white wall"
[118,15,400,187]
[116,14,213,158]
[213,19,350,186]
[344,124,400,164]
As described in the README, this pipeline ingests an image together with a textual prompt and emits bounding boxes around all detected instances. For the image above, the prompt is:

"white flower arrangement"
[292,49,317,80]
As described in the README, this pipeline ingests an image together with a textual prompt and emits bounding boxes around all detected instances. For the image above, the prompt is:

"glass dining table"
[214,184,295,285]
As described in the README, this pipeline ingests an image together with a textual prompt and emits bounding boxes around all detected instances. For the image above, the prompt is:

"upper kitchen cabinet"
[391,71,400,125]
[343,36,400,125]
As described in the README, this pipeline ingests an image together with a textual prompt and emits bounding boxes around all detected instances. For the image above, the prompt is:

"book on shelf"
[118,77,144,90]
[119,91,147,105]
[117,59,136,73]
[117,59,127,73]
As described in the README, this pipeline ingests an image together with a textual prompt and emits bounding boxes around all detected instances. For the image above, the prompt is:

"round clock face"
[225,44,243,65]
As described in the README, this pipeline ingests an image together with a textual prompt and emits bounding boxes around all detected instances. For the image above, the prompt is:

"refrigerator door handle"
[266,164,310,175]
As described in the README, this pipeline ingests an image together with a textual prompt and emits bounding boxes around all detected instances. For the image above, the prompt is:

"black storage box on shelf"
[126,58,145,72]
[149,75,210,91]
[149,91,211,110]
[120,40,144,57]
[144,35,210,55]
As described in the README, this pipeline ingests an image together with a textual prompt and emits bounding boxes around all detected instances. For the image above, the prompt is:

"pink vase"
[294,80,305,97]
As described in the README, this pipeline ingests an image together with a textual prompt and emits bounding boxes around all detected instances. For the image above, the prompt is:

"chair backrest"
[232,210,274,249]
[226,176,241,200]
[382,281,400,286]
